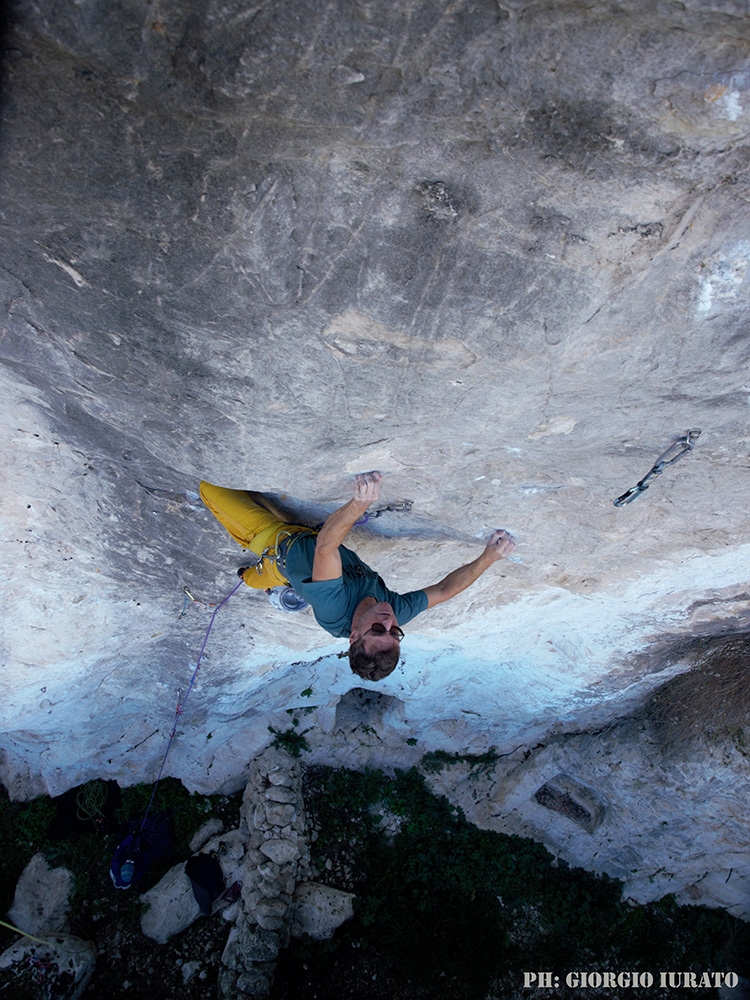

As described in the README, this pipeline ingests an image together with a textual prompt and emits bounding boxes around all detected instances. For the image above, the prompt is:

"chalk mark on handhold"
[613,429,701,506]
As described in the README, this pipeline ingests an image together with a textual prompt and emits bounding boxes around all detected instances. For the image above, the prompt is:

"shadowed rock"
[533,773,606,834]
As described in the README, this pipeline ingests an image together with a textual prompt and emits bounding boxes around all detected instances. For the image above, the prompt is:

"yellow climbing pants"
[199,481,312,589]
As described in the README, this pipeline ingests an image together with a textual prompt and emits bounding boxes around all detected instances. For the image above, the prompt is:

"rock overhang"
[0,0,749,800]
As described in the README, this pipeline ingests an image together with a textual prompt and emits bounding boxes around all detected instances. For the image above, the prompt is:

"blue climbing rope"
[139,578,244,834]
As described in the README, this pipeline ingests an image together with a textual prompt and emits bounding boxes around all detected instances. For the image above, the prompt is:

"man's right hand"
[423,528,517,609]
[353,471,382,506]
[484,529,516,562]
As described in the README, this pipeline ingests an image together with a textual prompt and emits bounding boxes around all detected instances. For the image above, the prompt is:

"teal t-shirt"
[284,534,428,638]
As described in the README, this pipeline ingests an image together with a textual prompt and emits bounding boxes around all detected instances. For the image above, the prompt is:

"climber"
[199,473,516,682]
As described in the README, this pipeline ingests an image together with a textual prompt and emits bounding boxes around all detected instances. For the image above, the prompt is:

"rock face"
[0,933,97,1000]
[140,827,247,943]
[1,0,749,920]
[427,704,750,920]
[290,882,355,942]
[532,773,606,834]
[8,853,73,936]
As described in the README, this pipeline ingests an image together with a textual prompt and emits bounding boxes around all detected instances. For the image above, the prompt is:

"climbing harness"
[613,429,701,506]
[236,527,318,582]
[111,577,243,888]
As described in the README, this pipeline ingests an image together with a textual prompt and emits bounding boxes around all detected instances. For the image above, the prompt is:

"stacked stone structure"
[220,746,311,998]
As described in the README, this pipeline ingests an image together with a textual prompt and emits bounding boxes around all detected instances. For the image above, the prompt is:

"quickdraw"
[180,586,219,616]
[369,499,414,518]
[614,429,701,507]
[313,498,414,530]
[361,498,414,522]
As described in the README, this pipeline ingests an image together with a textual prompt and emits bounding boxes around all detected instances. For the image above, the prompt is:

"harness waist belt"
[275,529,317,579]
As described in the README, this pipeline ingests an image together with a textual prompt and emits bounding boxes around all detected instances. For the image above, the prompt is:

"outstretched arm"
[312,472,382,582]
[422,530,516,608]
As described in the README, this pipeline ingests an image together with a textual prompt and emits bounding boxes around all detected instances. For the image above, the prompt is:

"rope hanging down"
[139,578,244,834]
[140,496,415,828]
[613,429,701,507]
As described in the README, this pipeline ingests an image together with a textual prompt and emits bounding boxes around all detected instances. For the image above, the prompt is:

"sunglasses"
[363,622,404,640]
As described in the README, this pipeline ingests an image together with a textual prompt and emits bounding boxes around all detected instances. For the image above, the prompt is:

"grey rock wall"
[427,712,750,920]
[1,0,749,909]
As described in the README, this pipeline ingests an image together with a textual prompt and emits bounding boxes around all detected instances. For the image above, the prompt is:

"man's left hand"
[484,529,516,562]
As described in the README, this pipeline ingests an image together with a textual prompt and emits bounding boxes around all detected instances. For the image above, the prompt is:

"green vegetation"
[0,778,241,954]
[294,765,749,997]
[285,705,318,722]
[268,725,311,757]
[0,789,56,922]
[420,746,502,779]
[2,762,748,998]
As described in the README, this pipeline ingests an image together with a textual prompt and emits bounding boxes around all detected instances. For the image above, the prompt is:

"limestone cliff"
[1,0,749,916]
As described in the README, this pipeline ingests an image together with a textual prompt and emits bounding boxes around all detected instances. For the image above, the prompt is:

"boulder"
[265,787,297,805]
[189,817,224,852]
[259,839,300,865]
[140,863,200,944]
[140,826,248,942]
[264,802,296,828]
[290,882,355,940]
[222,919,281,968]
[8,853,73,935]
[237,966,273,996]
[0,933,96,1000]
